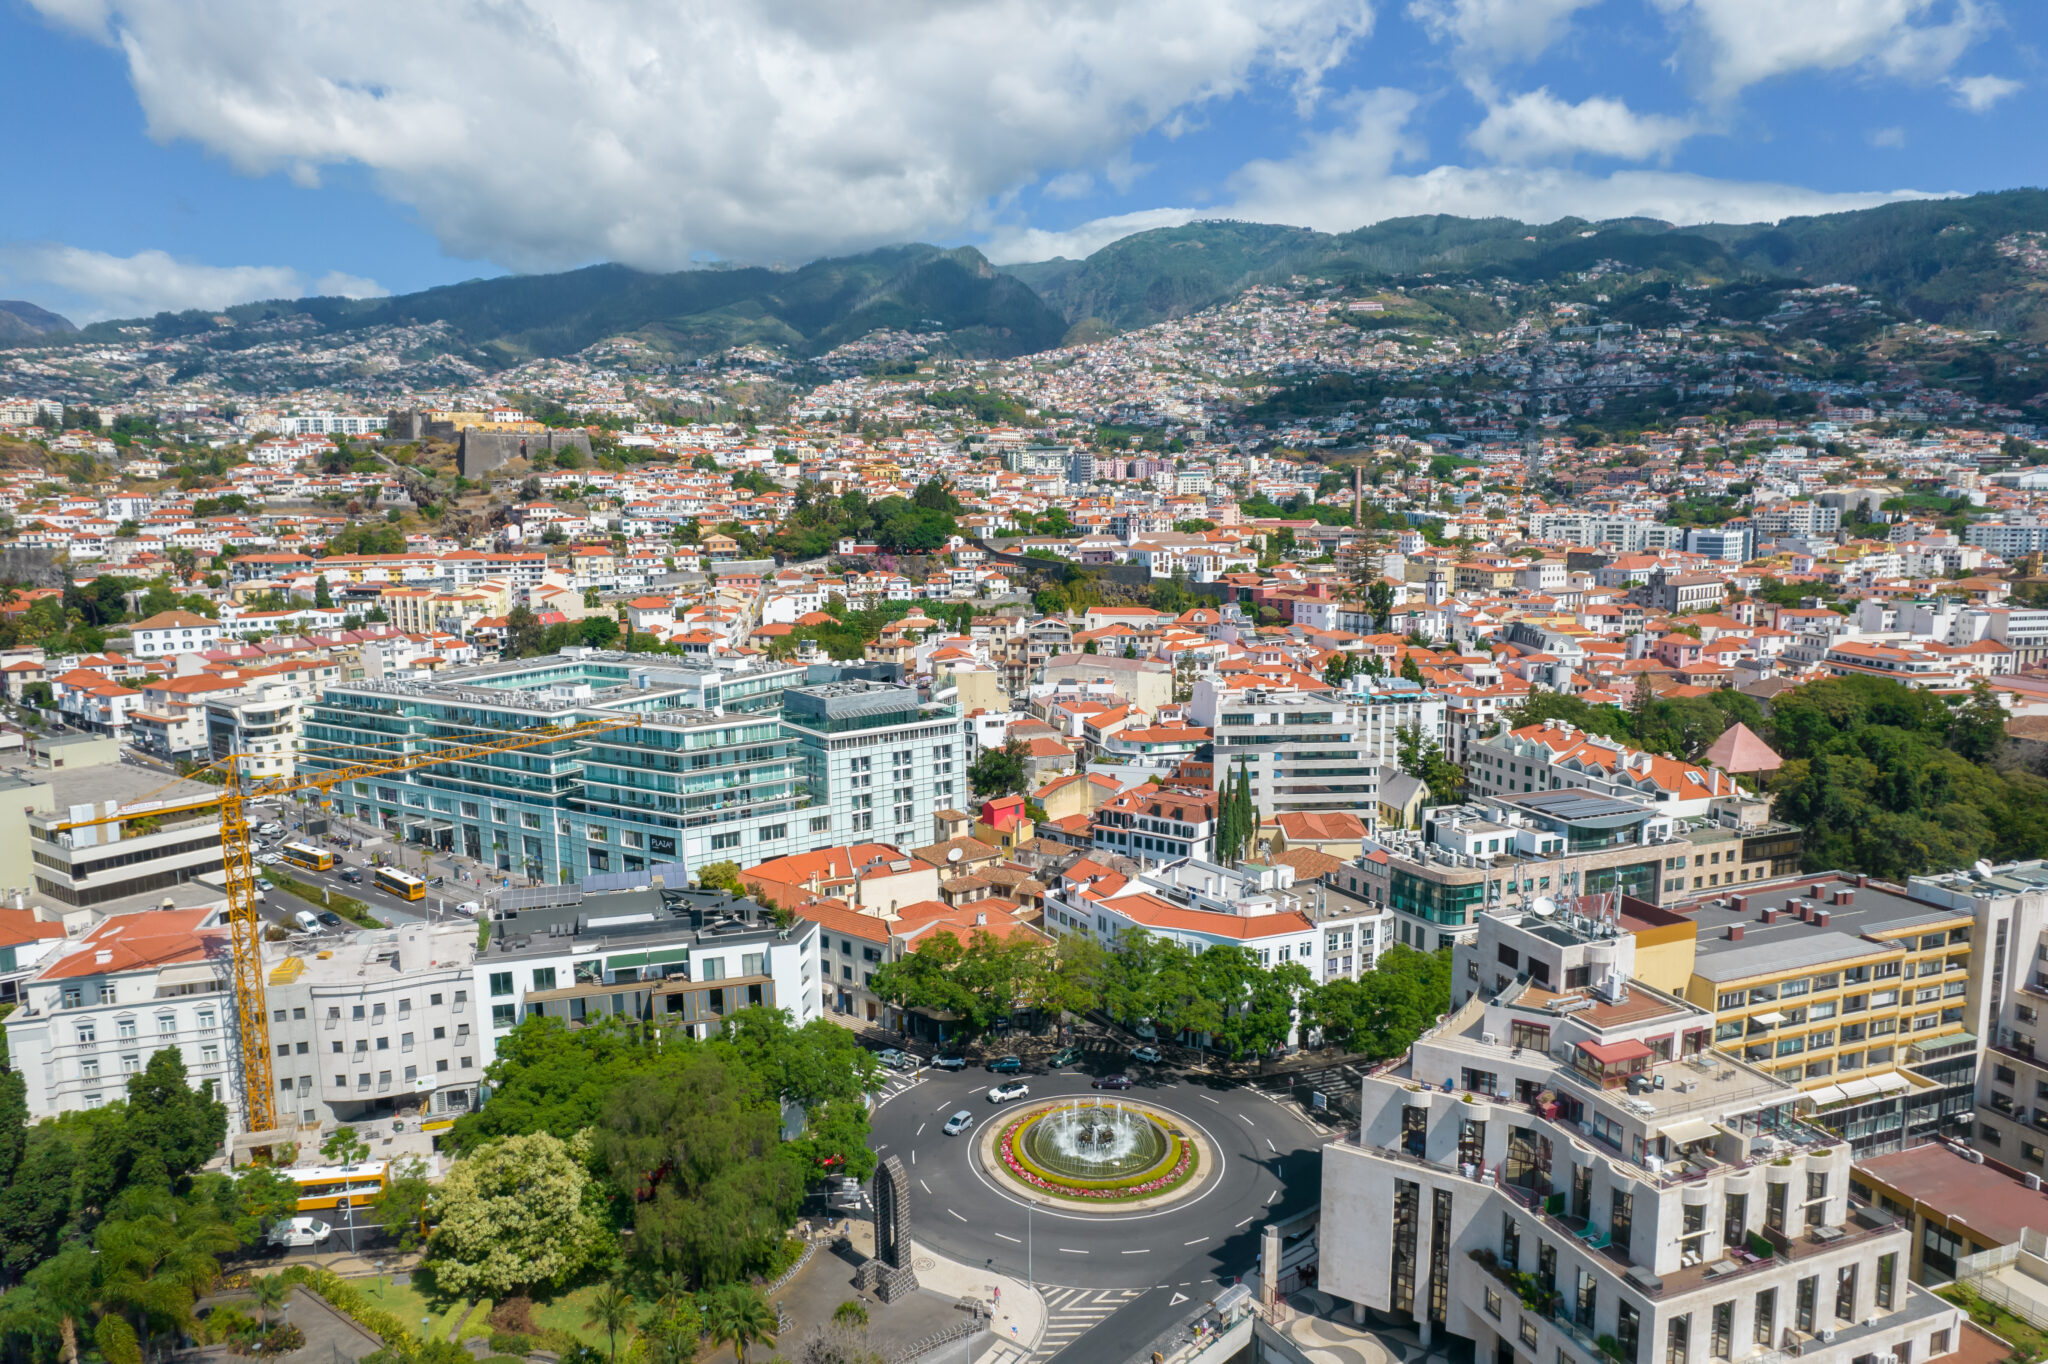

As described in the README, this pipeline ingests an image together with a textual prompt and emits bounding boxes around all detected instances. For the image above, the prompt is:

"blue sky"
[1,0,2041,322]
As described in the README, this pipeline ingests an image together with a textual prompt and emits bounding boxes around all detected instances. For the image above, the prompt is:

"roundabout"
[866,1054,1327,1299]
[985,1097,1211,1209]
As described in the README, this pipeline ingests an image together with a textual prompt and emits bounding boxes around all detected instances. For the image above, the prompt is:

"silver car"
[943,1110,974,1136]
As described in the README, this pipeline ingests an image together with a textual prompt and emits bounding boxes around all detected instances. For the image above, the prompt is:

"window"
[1795,1275,1818,1334]
[489,971,513,997]
[532,967,557,992]
[710,831,741,851]
[1667,1313,1690,1364]
[1754,1289,1776,1346]
[200,1044,220,1064]
[1835,1265,1856,1321]
[1485,1287,1503,1320]
[75,1022,96,1045]
[1617,1303,1640,1364]
[491,1004,516,1029]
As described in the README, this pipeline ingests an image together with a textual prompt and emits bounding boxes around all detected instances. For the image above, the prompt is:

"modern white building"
[262,920,483,1133]
[470,886,819,1066]
[1192,675,1445,826]
[1319,971,1962,1364]
[129,609,223,659]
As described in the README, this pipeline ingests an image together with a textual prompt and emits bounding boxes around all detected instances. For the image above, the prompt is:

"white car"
[292,910,322,934]
[988,1081,1030,1103]
[266,1216,331,1249]
[453,900,483,918]
[256,822,285,838]
[256,852,283,866]
[943,1110,974,1136]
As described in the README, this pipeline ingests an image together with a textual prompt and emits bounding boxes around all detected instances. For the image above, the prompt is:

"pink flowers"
[997,1117,1193,1200]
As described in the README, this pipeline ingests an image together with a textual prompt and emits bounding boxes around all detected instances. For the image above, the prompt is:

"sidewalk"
[910,1240,1047,1359]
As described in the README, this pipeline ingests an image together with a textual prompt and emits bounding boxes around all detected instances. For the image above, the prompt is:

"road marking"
[1059,1247,1087,1254]
[1236,1216,1255,1227]
[994,1232,1021,1243]
[875,1144,888,1151]
[1201,1095,1221,1104]
[1268,1189,1279,1204]
[917,1123,926,1137]
[1170,1291,1190,1305]
[1184,1237,1209,1245]
[936,1100,957,1112]
[948,1208,968,1222]
[920,1179,931,1194]
[969,1086,986,1095]
[1121,1249,1149,1255]
[910,1150,916,1165]
[1266,1138,1276,1152]
[1237,1113,1255,1125]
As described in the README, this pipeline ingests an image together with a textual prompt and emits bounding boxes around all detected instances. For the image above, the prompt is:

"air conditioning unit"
[1482,1032,1500,1045]
[1816,1329,1836,1345]
[2028,1173,2043,1192]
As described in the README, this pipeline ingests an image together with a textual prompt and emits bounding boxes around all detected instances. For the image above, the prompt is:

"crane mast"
[56,713,641,1136]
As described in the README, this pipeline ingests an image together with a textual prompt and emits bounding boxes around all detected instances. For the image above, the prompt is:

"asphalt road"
[867,1058,1329,1361]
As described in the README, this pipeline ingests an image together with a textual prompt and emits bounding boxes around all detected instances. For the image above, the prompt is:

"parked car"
[292,910,321,934]
[316,911,342,928]
[985,1055,1024,1073]
[1046,1047,1081,1068]
[1129,1045,1164,1064]
[1092,1074,1133,1090]
[256,822,285,838]
[932,1054,968,1071]
[824,1175,864,1210]
[266,1216,331,1250]
[943,1110,975,1136]
[988,1081,1030,1103]
[872,1047,907,1067]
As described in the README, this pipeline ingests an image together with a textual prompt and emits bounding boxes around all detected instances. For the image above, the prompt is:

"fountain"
[992,1097,1202,1205]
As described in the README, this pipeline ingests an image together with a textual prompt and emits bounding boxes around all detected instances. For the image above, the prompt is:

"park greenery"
[870,923,1450,1062]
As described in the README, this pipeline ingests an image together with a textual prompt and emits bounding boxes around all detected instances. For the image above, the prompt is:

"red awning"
[1577,1038,1654,1066]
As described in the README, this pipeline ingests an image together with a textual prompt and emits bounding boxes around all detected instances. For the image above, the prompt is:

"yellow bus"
[288,1161,387,1214]
[373,867,426,901]
[280,841,334,872]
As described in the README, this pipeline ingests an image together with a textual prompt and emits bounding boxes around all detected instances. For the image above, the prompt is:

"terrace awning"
[1577,1038,1653,1066]
[1659,1117,1721,1146]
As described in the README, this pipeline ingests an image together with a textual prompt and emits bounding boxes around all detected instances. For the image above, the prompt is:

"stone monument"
[854,1154,919,1302]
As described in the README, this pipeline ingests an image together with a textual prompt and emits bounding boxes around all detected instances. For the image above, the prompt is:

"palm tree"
[248,1275,290,1332]
[584,1283,635,1364]
[832,1300,869,1329]
[706,1286,777,1364]
[93,1191,237,1360]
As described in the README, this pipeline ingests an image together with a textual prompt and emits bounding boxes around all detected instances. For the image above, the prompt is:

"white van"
[266,1216,331,1249]
[293,910,321,933]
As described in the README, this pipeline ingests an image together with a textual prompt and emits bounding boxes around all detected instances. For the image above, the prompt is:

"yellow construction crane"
[56,713,642,1135]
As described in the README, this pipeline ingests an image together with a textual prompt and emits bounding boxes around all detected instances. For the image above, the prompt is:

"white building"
[5,908,243,1126]
[1192,675,1445,825]
[130,609,223,659]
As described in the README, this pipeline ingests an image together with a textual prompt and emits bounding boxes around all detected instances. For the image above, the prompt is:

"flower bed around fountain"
[993,1100,1202,1203]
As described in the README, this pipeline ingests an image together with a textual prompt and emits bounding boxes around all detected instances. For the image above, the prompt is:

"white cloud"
[991,91,1950,262]
[1868,126,1907,148]
[1654,0,1993,99]
[1407,0,1601,67]
[36,0,1374,273]
[0,245,387,322]
[1468,89,1697,164]
[1951,73,2021,111]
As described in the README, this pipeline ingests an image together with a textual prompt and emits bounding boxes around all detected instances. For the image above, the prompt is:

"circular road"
[868,1056,1326,1292]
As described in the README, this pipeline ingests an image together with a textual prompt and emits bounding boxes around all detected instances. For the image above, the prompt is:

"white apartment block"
[1192,675,1445,824]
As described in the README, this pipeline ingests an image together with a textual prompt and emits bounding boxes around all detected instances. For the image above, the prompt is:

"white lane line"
[1059,1248,1088,1254]
[1236,1216,1255,1227]
[1266,1138,1276,1152]
[875,1144,888,1151]
[1237,1113,1255,1125]
[1184,1237,1209,1245]
[936,1100,956,1113]
[920,1179,931,1194]
[1201,1095,1221,1104]
[917,1123,926,1137]
[911,1150,916,1165]
[948,1208,968,1222]
[994,1232,1022,1243]
[1268,1189,1279,1204]
[969,1085,987,1095]
[1122,1249,1150,1255]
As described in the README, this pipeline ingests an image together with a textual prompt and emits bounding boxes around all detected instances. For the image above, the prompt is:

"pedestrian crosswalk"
[1035,1286,1146,1359]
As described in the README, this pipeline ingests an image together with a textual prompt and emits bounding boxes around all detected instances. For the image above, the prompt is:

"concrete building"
[471,885,819,1066]
[25,766,227,912]
[1193,675,1444,826]
[261,920,482,1132]
[1318,975,1961,1364]
[129,609,223,659]
[1853,1141,2048,1283]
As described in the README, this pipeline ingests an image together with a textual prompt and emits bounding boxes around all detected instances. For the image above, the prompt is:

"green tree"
[503,605,547,658]
[427,1131,607,1297]
[1950,679,2008,765]
[705,1285,777,1364]
[248,1273,289,1331]
[320,1125,370,1168]
[1301,947,1451,1058]
[371,1157,432,1252]
[967,737,1028,798]
[695,861,748,898]
[313,576,333,609]
[585,1283,635,1364]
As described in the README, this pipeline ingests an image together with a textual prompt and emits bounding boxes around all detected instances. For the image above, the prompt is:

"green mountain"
[0,300,75,344]
[1003,190,2048,337]
[34,243,1065,364]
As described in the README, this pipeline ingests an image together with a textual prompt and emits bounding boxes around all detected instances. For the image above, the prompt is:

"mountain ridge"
[12,189,2048,367]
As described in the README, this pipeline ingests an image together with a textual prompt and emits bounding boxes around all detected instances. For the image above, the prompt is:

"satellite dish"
[1530,896,1558,918]
[1974,859,1995,877]
[948,847,963,863]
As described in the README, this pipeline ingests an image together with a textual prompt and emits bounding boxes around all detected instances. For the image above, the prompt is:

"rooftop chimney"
[1730,895,1749,913]
[1726,924,1745,942]
[1812,909,1831,928]
[1761,908,1781,924]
